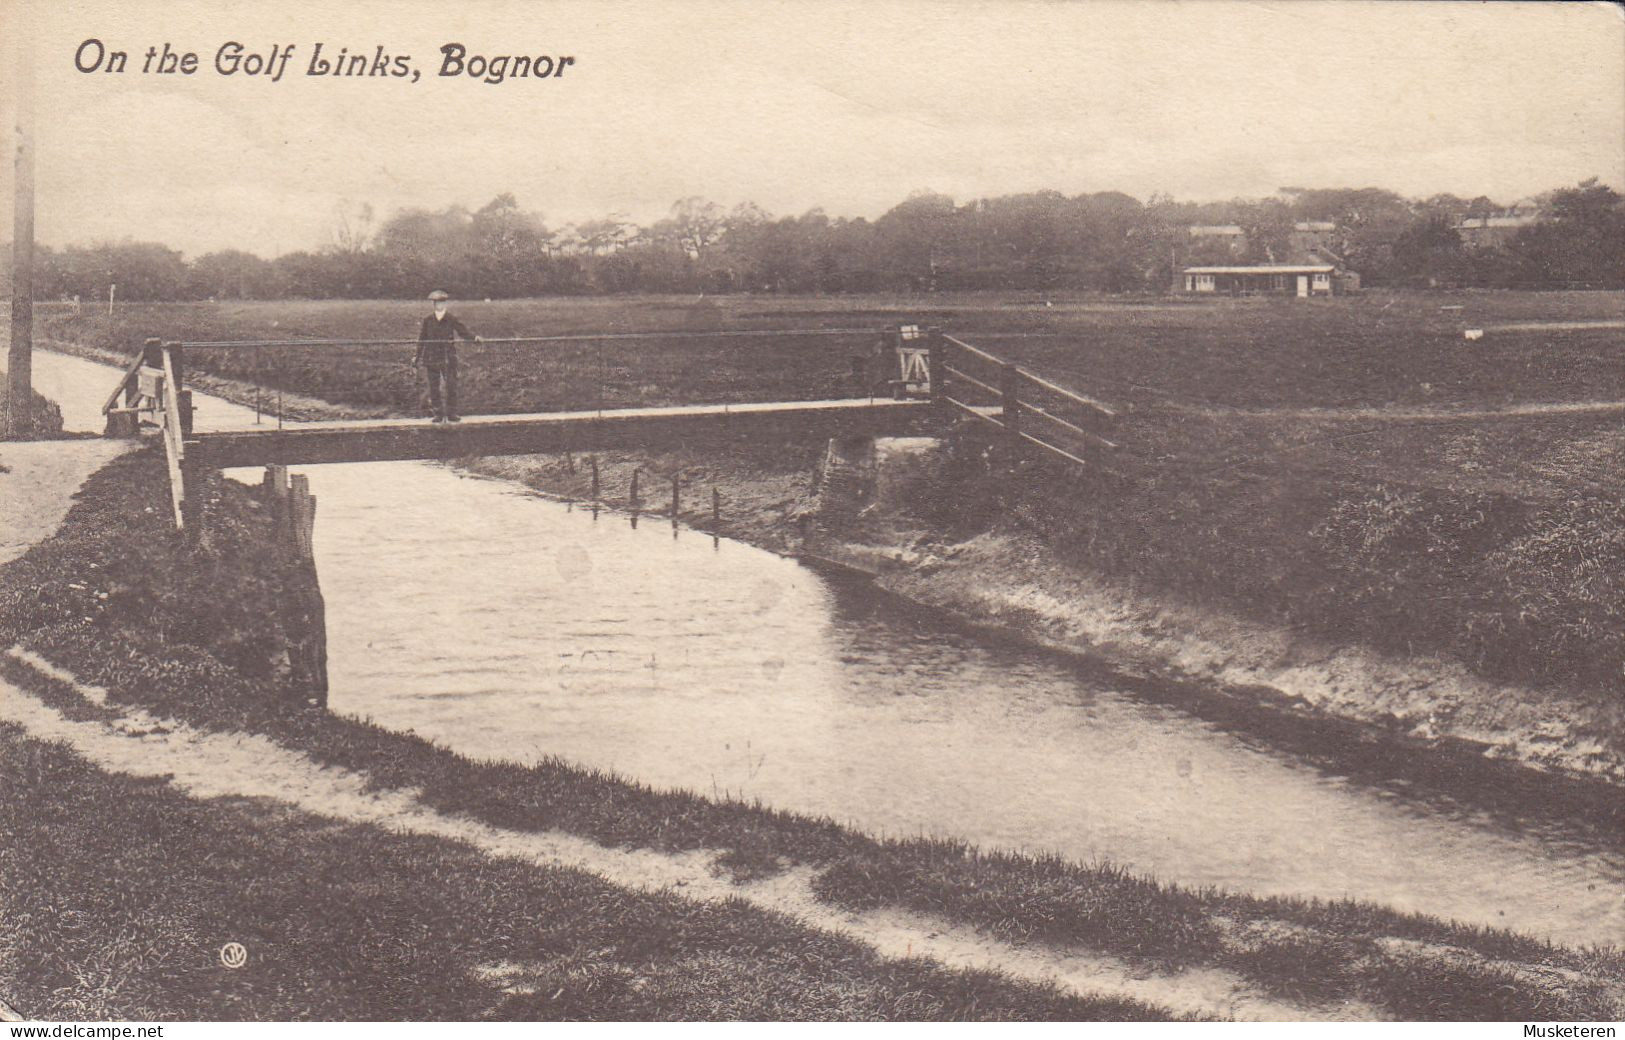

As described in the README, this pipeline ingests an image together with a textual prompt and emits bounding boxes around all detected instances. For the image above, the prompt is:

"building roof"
[1454,215,1540,230]
[1183,265,1335,274]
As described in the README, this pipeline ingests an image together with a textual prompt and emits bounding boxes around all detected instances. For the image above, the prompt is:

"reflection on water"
[34,349,1624,950]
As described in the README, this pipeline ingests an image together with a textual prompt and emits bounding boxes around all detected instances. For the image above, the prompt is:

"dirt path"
[1180,399,1625,423]
[0,650,1358,1022]
[0,440,134,566]
[1480,320,1625,333]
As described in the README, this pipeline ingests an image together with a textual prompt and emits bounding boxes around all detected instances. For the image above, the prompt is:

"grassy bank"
[2,723,1156,1022]
[3,448,1621,1021]
[1,388,66,442]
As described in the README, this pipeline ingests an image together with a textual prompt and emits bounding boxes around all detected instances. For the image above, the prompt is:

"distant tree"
[1233,197,1295,263]
[1391,216,1466,287]
[664,196,727,258]
[1508,178,1625,288]
[189,249,281,299]
[875,190,957,290]
[329,200,376,256]
[468,194,552,296]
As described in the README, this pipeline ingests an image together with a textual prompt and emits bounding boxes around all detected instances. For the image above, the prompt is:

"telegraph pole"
[6,23,35,436]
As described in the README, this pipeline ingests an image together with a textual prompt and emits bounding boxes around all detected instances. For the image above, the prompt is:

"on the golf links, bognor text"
[72,39,575,84]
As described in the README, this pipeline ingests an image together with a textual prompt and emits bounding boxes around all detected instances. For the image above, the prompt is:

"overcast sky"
[4,0,1622,258]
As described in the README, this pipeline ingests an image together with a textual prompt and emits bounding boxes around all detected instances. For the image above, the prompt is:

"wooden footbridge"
[102,326,1118,529]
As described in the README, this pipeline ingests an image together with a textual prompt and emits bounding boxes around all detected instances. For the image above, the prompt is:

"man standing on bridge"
[413,290,481,422]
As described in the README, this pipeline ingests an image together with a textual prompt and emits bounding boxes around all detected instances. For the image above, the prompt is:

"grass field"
[37,290,1625,491]
[38,289,1625,416]
[39,290,1625,692]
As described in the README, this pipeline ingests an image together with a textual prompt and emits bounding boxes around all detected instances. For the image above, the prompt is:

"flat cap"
[427,289,450,301]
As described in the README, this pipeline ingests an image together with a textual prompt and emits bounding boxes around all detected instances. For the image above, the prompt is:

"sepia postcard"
[2,0,1623,1030]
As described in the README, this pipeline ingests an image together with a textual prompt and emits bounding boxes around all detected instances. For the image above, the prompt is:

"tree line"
[4,180,1620,302]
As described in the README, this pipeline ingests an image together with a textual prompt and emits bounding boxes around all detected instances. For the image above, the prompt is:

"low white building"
[1180,263,1349,297]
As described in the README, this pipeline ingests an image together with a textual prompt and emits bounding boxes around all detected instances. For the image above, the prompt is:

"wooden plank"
[943,396,1005,428]
[193,399,932,469]
[1000,362,1022,442]
[1019,398,1121,449]
[1017,368,1118,418]
[941,365,1003,403]
[945,395,1111,465]
[943,332,1117,417]
[99,349,150,416]
[1016,430,1093,469]
[161,349,185,464]
[137,365,164,401]
[942,334,1005,368]
[163,430,185,530]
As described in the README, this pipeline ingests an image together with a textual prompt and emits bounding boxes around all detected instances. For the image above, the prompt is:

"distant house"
[1187,224,1249,256]
[1178,220,1358,296]
[1288,220,1338,253]
[1180,264,1333,296]
[1453,198,1542,249]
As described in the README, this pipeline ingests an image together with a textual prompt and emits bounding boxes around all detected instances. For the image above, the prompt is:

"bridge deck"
[192,397,936,468]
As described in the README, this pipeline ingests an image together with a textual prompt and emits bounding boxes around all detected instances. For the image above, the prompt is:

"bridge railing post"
[1000,361,1022,449]
[928,326,948,415]
[166,343,194,437]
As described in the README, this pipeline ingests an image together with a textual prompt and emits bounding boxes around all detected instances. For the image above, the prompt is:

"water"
[35,349,1625,950]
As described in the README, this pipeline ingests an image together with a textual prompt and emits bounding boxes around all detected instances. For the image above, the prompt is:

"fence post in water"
[589,456,599,503]
[630,467,640,511]
[712,487,721,526]
[564,449,575,475]
[671,472,680,520]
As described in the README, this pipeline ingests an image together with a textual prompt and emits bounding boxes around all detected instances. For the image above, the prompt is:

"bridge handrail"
[100,347,150,415]
[942,334,1115,418]
[168,327,884,350]
[936,332,1121,467]
[940,395,1101,467]
[160,344,188,528]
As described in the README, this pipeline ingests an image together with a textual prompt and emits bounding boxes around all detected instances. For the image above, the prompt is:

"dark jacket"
[415,312,476,366]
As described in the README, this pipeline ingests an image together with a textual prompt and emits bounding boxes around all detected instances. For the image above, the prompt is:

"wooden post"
[262,464,289,505]
[671,472,680,518]
[564,449,575,474]
[1000,361,1023,453]
[929,327,950,417]
[282,472,328,709]
[712,487,721,525]
[4,26,33,438]
[589,456,599,502]
[630,468,640,511]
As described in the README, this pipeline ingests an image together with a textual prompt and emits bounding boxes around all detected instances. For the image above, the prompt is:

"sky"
[3,0,1622,259]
